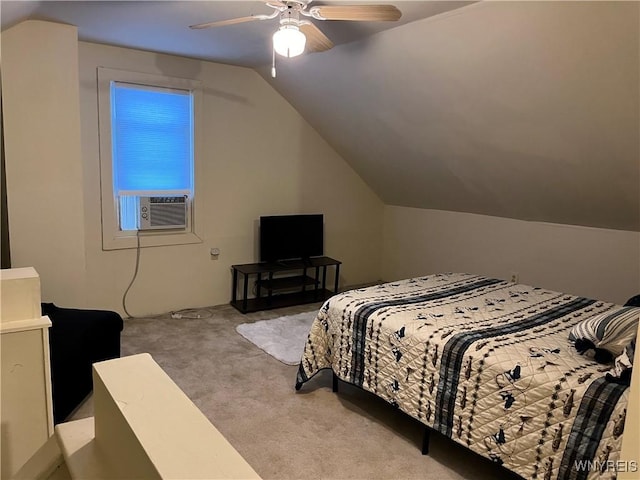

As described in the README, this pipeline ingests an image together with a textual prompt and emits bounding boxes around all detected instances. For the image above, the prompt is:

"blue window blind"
[111,82,193,230]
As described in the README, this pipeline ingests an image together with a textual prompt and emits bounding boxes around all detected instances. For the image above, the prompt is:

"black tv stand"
[230,256,341,313]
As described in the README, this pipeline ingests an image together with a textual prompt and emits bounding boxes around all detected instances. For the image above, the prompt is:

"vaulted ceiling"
[2,1,639,231]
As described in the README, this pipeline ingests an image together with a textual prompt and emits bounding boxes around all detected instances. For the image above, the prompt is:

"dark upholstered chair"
[41,303,123,424]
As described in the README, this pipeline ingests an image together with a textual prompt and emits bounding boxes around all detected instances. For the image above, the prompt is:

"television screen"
[260,214,324,262]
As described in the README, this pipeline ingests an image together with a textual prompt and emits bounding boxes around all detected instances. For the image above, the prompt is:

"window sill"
[102,231,202,251]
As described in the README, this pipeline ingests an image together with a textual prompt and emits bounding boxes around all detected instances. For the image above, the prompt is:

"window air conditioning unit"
[139,196,188,230]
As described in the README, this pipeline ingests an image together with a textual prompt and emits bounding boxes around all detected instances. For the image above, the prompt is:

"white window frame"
[97,67,203,250]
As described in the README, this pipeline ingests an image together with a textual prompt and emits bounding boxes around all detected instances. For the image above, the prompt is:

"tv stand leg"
[242,273,249,312]
[256,273,261,298]
[231,268,238,303]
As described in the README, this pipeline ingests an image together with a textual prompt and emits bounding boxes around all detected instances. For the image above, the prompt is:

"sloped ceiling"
[260,1,640,231]
[2,1,638,231]
[0,1,472,67]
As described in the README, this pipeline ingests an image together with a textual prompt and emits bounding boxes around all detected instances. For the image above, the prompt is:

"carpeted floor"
[72,302,522,480]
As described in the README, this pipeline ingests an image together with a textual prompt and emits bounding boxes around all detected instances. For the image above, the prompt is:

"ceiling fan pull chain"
[271,47,277,78]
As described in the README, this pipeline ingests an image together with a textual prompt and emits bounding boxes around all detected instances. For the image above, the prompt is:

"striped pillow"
[569,306,639,357]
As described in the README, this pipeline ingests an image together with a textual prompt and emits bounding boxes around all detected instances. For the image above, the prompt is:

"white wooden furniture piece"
[56,353,261,479]
[15,353,262,479]
[1,267,54,479]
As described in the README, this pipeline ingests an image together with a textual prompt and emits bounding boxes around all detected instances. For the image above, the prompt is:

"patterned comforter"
[296,273,629,480]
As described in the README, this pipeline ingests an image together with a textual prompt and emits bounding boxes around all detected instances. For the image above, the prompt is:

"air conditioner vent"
[139,196,188,230]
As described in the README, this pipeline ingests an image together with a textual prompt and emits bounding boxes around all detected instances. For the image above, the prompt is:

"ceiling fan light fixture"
[273,25,306,58]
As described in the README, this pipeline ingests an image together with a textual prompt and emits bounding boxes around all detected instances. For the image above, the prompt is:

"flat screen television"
[260,214,323,262]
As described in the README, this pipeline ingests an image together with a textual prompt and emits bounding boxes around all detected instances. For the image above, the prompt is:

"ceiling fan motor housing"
[274,8,306,57]
[280,6,301,26]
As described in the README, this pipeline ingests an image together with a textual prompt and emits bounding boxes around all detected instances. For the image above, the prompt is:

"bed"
[295,273,634,480]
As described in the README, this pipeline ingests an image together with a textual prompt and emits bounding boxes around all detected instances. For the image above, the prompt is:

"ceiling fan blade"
[189,15,264,30]
[300,23,334,52]
[310,5,401,22]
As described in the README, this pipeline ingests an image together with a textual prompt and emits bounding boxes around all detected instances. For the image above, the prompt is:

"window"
[98,68,202,249]
[112,83,193,230]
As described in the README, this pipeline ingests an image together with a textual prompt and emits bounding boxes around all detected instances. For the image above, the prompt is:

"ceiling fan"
[190,1,401,74]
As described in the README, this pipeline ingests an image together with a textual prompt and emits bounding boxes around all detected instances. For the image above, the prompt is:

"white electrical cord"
[122,230,141,318]
[121,231,214,321]
[170,308,214,320]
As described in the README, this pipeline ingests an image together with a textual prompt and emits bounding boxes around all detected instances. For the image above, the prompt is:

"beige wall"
[2,21,87,306]
[2,21,384,316]
[382,206,640,305]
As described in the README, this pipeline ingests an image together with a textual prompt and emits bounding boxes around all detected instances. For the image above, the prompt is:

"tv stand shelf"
[230,257,341,314]
[260,275,318,290]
